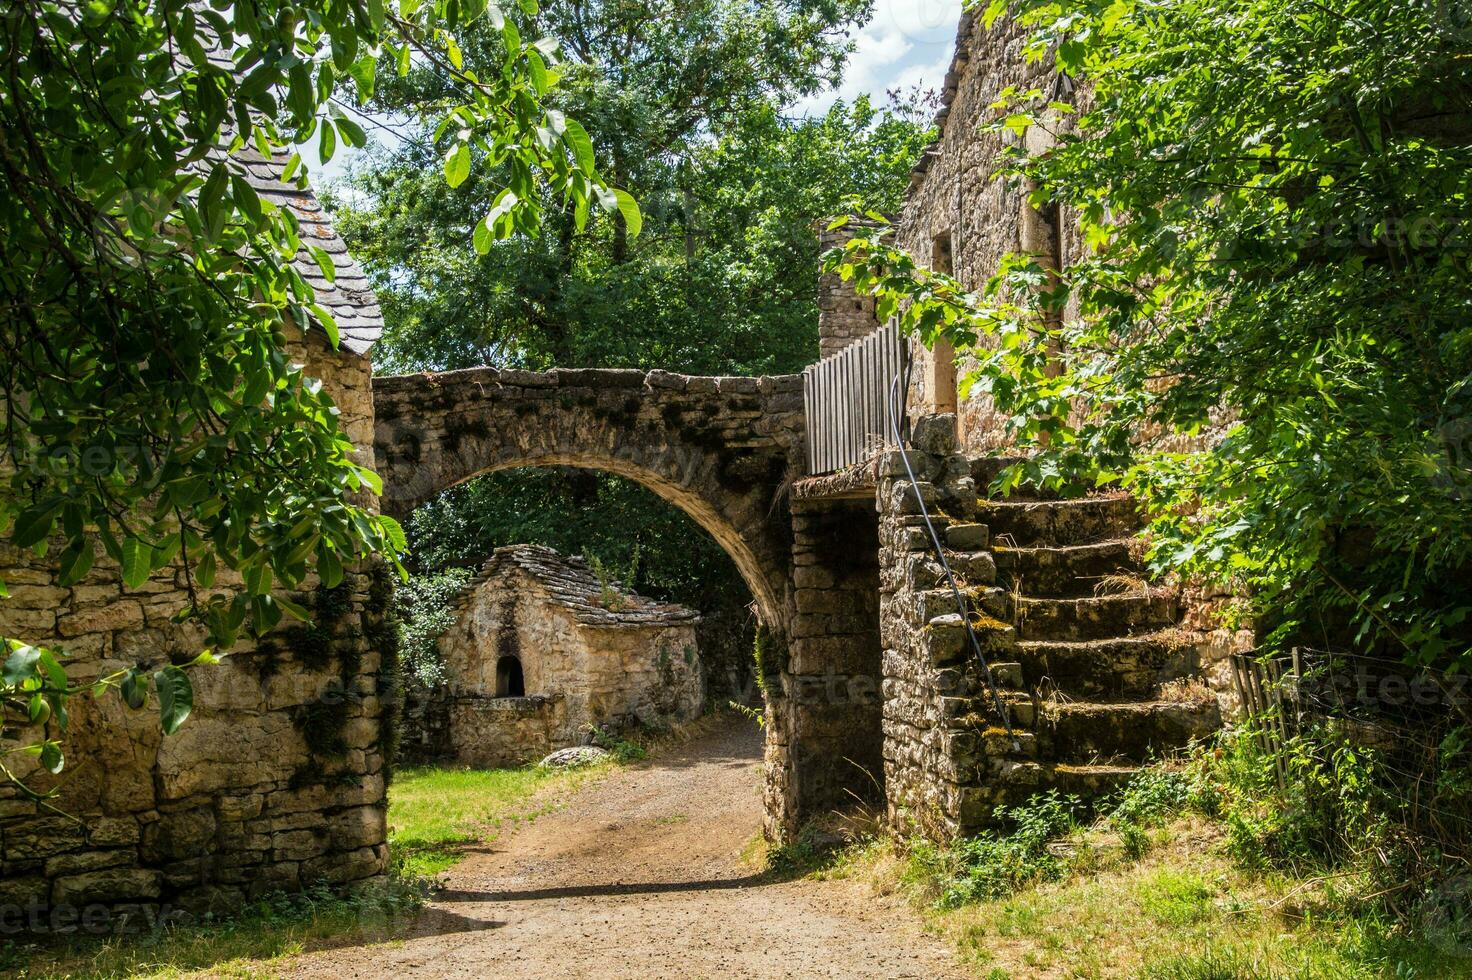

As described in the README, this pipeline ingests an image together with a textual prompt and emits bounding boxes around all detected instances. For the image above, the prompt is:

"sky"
[305,1,963,181]
[795,0,964,117]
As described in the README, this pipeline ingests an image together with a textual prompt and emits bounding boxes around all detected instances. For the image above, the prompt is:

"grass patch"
[845,816,1472,978]
[826,742,1472,980]
[389,761,609,878]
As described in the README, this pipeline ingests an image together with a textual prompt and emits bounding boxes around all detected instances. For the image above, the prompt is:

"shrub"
[393,568,472,689]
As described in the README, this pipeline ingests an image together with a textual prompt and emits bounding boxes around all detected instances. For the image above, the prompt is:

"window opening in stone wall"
[496,654,526,697]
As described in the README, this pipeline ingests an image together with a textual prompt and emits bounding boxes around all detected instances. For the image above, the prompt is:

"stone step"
[994,540,1143,598]
[1016,633,1202,698]
[958,761,1143,830]
[1012,593,1179,642]
[978,495,1143,548]
[1038,698,1222,763]
[1048,762,1143,798]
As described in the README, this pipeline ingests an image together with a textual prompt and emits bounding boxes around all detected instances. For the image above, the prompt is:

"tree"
[827,0,1472,670]
[330,0,885,374]
[0,0,621,803]
[329,0,928,696]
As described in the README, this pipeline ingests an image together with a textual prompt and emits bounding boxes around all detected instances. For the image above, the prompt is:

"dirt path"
[278,721,965,979]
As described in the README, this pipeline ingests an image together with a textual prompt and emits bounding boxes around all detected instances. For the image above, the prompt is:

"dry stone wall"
[373,368,805,632]
[0,328,392,926]
[765,498,885,831]
[816,221,885,360]
[875,416,1030,837]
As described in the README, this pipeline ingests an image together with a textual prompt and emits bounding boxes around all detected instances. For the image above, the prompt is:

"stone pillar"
[764,496,884,839]
[816,218,887,361]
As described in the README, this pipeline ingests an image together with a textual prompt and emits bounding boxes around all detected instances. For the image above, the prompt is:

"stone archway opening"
[374,366,884,840]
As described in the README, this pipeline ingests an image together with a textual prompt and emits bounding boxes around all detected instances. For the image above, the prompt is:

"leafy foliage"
[393,567,472,688]
[827,0,1472,671]
[0,0,617,796]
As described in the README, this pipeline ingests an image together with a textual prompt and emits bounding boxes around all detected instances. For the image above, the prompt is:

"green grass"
[1,883,423,979]
[841,816,1472,979]
[388,763,602,877]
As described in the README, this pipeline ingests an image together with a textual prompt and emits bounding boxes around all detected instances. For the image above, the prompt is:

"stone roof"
[466,545,702,628]
[235,146,385,356]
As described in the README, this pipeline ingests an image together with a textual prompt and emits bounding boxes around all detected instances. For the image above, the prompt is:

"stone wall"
[816,220,885,360]
[449,697,568,769]
[763,498,885,831]
[373,368,805,633]
[0,327,392,924]
[896,11,1061,454]
[874,416,1028,837]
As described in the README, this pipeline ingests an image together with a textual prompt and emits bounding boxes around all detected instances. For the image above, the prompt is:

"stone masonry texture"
[0,327,392,923]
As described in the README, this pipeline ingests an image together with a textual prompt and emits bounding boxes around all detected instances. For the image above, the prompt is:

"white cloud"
[794,0,963,117]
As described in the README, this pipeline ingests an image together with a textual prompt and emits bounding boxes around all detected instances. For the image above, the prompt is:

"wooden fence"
[803,322,906,475]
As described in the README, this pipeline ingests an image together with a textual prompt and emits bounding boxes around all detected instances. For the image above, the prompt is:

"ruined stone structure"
[436,545,703,768]
[0,148,394,920]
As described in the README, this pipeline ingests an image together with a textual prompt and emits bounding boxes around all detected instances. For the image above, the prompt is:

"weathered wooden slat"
[802,322,905,475]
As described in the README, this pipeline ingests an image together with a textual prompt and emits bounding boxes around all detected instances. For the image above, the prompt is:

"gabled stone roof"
[466,544,702,628]
[236,147,384,356]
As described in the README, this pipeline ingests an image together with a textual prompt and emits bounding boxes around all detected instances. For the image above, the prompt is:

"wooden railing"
[803,322,907,475]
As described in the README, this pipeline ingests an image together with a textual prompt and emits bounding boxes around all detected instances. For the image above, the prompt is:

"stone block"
[51,869,162,906]
[945,522,990,550]
[57,600,144,637]
[910,414,958,455]
[3,817,87,861]
[301,845,386,886]
[142,807,217,862]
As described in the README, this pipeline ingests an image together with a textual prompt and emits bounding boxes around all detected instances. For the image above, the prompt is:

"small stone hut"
[441,546,704,767]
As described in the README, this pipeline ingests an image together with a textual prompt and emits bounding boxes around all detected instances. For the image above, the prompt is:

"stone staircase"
[938,494,1220,817]
[877,423,1223,838]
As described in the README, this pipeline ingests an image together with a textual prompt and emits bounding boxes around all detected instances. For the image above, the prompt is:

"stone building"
[804,9,1232,838]
[438,546,704,768]
[0,148,396,919]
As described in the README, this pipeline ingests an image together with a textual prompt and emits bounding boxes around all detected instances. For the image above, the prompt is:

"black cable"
[886,371,1020,752]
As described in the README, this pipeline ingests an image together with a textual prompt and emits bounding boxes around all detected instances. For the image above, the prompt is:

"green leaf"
[153,666,194,735]
[336,115,368,148]
[319,119,337,164]
[562,119,595,175]
[58,539,95,587]
[11,499,62,549]
[39,741,64,775]
[613,189,642,238]
[3,646,41,687]
[120,667,148,710]
[309,245,338,284]
[120,537,152,590]
[317,545,345,589]
[444,143,472,189]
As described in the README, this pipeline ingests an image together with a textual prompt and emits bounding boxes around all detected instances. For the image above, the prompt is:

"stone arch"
[372,367,807,632]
